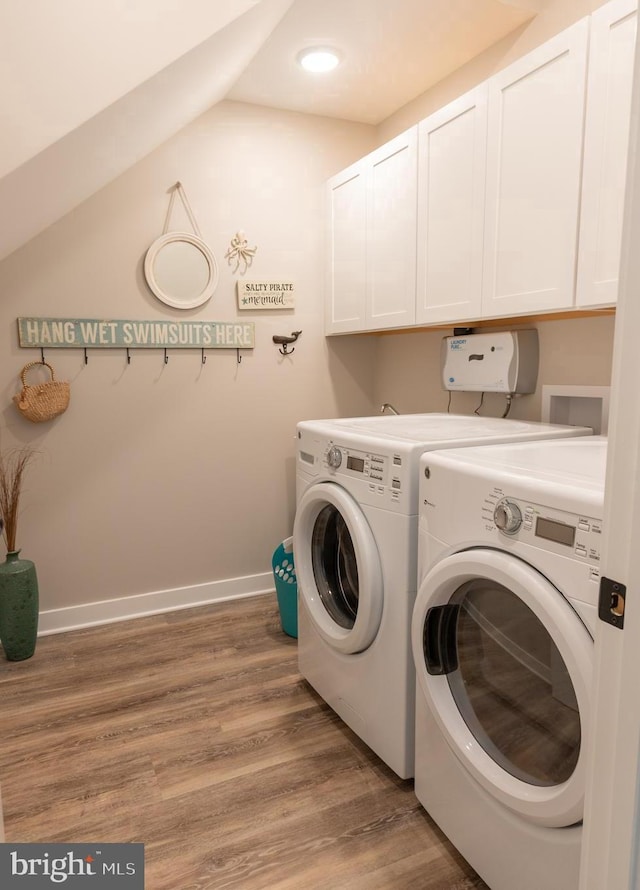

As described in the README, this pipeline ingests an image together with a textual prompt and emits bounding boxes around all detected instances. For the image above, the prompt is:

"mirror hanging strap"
[163,181,202,238]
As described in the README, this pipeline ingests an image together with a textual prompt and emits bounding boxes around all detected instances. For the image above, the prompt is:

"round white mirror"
[144,232,219,309]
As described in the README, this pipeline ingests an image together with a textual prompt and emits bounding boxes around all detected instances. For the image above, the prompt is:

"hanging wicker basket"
[13,361,70,423]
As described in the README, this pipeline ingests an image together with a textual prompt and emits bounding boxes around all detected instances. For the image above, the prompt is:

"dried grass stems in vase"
[0,447,36,553]
[0,447,39,661]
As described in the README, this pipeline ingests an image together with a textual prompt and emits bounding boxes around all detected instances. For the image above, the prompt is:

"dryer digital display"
[347,456,365,473]
[535,516,576,548]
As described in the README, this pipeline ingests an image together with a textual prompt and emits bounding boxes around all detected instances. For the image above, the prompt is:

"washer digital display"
[347,456,365,473]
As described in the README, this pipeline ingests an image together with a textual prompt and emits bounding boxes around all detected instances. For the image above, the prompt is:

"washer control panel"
[326,445,342,469]
[322,442,403,498]
[483,491,602,564]
[323,443,387,480]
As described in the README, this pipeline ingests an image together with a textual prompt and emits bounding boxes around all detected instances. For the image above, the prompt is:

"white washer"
[293,414,592,779]
[412,436,607,889]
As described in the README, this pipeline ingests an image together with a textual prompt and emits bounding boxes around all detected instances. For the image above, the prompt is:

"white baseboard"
[38,571,275,636]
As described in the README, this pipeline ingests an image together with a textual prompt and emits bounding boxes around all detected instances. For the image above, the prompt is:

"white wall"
[0,100,377,624]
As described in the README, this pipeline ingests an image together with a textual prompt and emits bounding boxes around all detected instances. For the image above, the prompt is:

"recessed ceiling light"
[297,47,341,74]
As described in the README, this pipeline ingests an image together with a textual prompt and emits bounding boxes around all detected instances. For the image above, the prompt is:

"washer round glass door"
[411,548,593,828]
[294,482,383,653]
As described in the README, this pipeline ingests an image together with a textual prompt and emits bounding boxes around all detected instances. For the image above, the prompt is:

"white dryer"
[293,414,592,779]
[412,436,607,889]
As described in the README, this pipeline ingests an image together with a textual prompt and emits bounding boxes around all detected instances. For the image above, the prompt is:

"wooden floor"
[0,594,487,889]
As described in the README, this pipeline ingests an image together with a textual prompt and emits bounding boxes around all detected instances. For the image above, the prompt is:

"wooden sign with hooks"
[18,318,255,350]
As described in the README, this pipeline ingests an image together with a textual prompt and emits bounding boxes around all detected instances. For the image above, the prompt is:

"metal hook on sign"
[273,330,302,356]
[40,348,46,364]
[164,348,169,365]
[126,348,131,365]
[84,348,89,365]
[201,349,207,365]
[237,349,242,365]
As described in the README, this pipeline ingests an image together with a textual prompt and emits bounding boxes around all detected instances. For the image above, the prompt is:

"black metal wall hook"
[273,330,302,356]
[39,346,88,364]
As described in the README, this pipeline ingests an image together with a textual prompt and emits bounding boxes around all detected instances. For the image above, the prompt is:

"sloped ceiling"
[0,0,542,263]
[0,0,265,180]
[228,0,537,124]
[0,0,294,263]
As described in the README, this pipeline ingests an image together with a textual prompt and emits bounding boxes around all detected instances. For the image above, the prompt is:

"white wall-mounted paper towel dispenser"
[441,330,539,393]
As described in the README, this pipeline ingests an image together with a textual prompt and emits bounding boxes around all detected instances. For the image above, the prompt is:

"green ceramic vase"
[0,550,39,661]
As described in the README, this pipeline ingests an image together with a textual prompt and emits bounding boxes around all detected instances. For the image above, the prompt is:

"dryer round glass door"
[411,547,593,828]
[294,482,383,653]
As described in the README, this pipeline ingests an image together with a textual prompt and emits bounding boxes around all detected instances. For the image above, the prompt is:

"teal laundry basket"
[272,537,298,638]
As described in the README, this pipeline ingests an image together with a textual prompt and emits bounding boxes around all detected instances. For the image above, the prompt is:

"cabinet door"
[366,129,418,330]
[416,85,488,325]
[577,0,637,308]
[326,162,367,334]
[482,20,589,318]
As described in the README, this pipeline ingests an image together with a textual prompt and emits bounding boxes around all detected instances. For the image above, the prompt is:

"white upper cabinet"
[326,129,417,334]
[416,85,488,325]
[482,20,589,318]
[577,0,638,308]
[325,1,632,336]
[326,162,367,334]
[366,129,418,330]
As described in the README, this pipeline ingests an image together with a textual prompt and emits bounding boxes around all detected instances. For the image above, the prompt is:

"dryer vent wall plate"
[441,330,539,394]
[542,385,610,435]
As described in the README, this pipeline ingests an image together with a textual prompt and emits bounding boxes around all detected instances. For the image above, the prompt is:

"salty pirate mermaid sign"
[18,317,255,349]
[236,281,295,310]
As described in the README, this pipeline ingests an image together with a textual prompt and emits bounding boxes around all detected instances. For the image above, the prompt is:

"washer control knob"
[494,499,522,535]
[327,445,343,469]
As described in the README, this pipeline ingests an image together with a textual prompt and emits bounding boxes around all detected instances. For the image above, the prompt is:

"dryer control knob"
[327,445,343,469]
[494,500,522,535]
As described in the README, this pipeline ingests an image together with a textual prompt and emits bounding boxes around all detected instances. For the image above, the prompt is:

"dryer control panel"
[483,491,602,565]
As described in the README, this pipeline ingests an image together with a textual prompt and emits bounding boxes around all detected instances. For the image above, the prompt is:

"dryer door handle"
[423,604,460,675]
